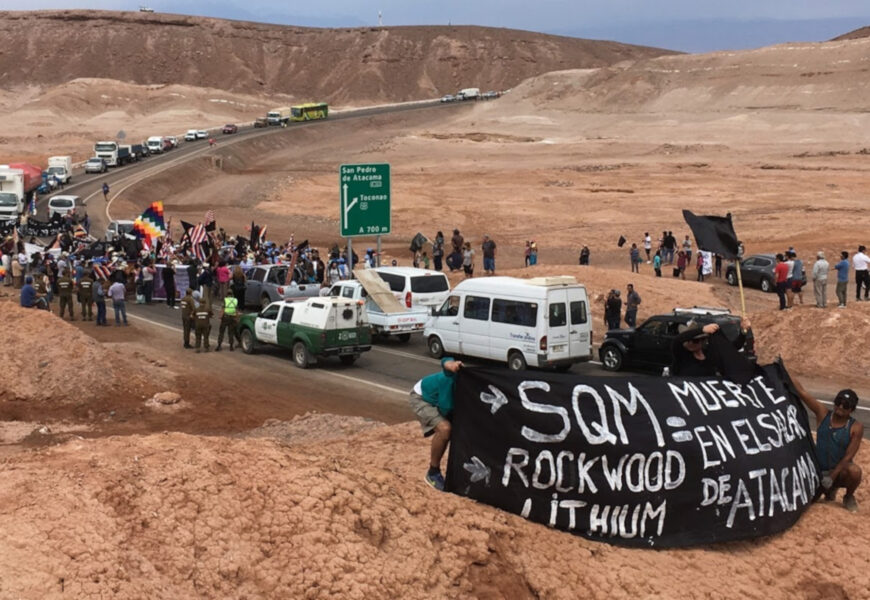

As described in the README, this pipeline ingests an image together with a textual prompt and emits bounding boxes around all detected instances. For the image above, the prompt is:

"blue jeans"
[483,257,495,273]
[625,309,638,328]
[96,300,107,324]
[113,300,128,325]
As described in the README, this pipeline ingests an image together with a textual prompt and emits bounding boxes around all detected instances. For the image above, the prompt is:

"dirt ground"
[2,29,870,600]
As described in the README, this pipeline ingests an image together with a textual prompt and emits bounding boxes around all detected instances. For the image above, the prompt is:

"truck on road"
[0,163,41,221]
[324,274,429,342]
[146,136,165,154]
[46,156,73,184]
[266,106,292,126]
[94,141,132,167]
[238,298,372,368]
[457,87,481,101]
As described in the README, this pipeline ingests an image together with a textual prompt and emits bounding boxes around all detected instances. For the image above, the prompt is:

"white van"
[146,136,164,154]
[371,266,450,309]
[424,276,593,371]
[48,195,79,218]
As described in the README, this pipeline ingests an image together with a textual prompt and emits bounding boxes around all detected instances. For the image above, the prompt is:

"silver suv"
[244,264,321,309]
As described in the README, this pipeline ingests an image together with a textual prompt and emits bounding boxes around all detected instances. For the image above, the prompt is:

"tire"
[760,277,773,293]
[507,351,527,371]
[260,295,271,310]
[339,355,357,365]
[427,335,444,359]
[397,333,412,343]
[600,345,623,371]
[240,328,255,354]
[726,270,737,286]
[292,341,311,369]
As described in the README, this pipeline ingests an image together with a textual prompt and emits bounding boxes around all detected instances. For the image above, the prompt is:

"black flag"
[409,232,427,252]
[617,235,626,247]
[682,210,739,259]
[250,221,260,251]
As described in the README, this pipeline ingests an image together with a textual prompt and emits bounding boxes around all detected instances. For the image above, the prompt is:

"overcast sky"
[6,1,870,52]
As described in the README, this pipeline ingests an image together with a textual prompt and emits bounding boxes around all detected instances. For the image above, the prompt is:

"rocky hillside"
[0,10,674,104]
[832,26,870,40]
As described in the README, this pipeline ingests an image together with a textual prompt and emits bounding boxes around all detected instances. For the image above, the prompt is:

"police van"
[424,276,593,371]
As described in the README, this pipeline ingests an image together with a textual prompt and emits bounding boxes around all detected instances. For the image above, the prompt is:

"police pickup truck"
[237,297,372,368]
[324,279,429,342]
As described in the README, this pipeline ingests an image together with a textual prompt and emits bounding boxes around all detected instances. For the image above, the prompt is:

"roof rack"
[672,306,731,316]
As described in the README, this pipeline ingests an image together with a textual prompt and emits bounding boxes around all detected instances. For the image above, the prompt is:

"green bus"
[290,102,329,122]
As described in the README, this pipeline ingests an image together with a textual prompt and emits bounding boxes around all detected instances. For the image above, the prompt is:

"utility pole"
[378,10,382,26]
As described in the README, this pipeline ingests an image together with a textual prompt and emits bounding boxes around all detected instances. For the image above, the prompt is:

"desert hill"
[0,10,674,104]
[832,25,870,40]
[498,36,870,114]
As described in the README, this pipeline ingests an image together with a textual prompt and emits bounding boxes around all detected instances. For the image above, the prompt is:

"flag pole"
[735,256,747,317]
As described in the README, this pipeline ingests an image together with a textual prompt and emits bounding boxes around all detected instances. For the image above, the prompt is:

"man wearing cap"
[179,288,195,348]
[77,269,94,321]
[791,377,863,512]
[481,234,497,276]
[57,270,75,321]
[216,293,239,352]
[192,290,213,353]
[670,318,754,382]
[19,276,45,309]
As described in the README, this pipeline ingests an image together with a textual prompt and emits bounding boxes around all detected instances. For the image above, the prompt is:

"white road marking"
[371,345,438,363]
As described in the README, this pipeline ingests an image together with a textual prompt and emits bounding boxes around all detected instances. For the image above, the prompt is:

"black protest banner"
[682,210,740,259]
[18,218,68,238]
[446,365,819,548]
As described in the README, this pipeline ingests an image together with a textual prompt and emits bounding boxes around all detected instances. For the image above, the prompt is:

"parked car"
[371,266,450,310]
[47,195,79,219]
[325,279,429,342]
[184,130,198,141]
[725,253,806,293]
[440,94,456,103]
[598,306,753,373]
[254,117,268,128]
[195,130,208,139]
[84,157,108,174]
[244,264,321,309]
[238,298,372,368]
[481,90,500,99]
[222,124,238,134]
[166,136,179,148]
[106,220,135,242]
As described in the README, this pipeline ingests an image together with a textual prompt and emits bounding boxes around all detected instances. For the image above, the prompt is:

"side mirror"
[431,306,438,316]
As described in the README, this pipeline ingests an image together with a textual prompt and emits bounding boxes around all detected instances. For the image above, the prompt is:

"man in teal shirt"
[409,357,463,491]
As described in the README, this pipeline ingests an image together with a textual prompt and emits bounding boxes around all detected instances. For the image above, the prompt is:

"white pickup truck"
[325,277,429,342]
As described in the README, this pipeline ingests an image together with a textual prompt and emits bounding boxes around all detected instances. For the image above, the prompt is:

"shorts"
[409,391,444,437]
[483,257,495,272]
[791,280,803,292]
[463,264,474,275]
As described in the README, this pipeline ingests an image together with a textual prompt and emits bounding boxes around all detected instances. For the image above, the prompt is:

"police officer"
[57,270,75,320]
[216,293,240,351]
[179,288,195,348]
[78,270,95,321]
[193,291,213,353]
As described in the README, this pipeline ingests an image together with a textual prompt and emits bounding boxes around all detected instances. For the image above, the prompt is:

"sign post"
[340,163,391,272]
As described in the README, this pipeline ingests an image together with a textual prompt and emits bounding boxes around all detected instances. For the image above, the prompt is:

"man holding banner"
[409,357,464,491]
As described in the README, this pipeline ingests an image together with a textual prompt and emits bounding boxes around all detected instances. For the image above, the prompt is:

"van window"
[260,305,280,320]
[439,295,460,317]
[280,307,294,323]
[251,268,266,283]
[492,299,538,327]
[549,303,567,327]
[341,287,355,299]
[464,296,490,321]
[411,275,448,293]
[377,272,405,292]
[570,301,587,325]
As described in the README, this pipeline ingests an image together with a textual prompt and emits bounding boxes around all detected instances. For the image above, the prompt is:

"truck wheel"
[600,346,623,371]
[427,335,444,358]
[240,329,255,354]
[397,333,412,343]
[260,295,271,310]
[508,351,527,371]
[760,277,773,293]
[292,341,311,369]
[726,270,737,286]
[339,355,357,366]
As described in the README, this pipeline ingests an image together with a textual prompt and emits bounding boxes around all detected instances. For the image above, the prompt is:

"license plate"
[551,344,566,352]
[339,347,355,354]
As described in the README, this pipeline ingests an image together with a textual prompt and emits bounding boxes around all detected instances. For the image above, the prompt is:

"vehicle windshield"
[118,223,135,234]
[271,267,288,285]
[267,112,280,118]
[52,199,73,207]
[47,166,65,174]
[0,193,18,207]
[95,143,116,152]
[291,108,302,117]
[410,275,449,293]
[87,159,102,164]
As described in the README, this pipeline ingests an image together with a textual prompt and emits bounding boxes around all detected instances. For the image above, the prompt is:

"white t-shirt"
[643,235,652,250]
[853,252,870,271]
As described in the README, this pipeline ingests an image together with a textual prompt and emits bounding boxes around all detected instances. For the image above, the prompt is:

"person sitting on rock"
[791,378,863,512]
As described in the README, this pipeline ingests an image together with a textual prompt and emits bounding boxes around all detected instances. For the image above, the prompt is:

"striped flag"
[259,224,268,244]
[204,209,216,232]
[133,201,166,248]
[190,222,207,261]
[93,264,113,280]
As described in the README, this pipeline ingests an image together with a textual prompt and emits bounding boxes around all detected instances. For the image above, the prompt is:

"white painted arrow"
[463,456,491,485]
[342,183,358,232]
[479,385,508,414]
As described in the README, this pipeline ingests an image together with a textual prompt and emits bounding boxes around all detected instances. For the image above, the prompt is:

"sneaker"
[425,470,445,491]
[844,495,859,513]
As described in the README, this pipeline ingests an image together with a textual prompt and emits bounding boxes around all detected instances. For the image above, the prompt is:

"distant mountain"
[832,26,870,41]
[0,10,675,104]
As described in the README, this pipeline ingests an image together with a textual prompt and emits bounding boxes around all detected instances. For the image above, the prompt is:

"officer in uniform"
[179,288,195,348]
[57,271,75,320]
[78,270,95,321]
[216,293,240,351]
[193,292,213,353]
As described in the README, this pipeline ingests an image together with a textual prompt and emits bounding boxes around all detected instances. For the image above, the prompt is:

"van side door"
[255,303,281,345]
[433,295,461,353]
[460,294,491,359]
[276,305,295,347]
[545,290,571,363]
[568,294,592,358]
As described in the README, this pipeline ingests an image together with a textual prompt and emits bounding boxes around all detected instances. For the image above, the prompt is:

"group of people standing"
[431,229,498,277]
[778,245,869,310]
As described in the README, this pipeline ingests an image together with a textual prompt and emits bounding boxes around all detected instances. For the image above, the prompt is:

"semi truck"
[46,156,73,184]
[94,141,132,167]
[457,87,481,100]
[266,106,292,125]
[0,163,41,221]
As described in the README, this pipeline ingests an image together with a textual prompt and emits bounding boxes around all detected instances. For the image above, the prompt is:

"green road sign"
[340,163,391,237]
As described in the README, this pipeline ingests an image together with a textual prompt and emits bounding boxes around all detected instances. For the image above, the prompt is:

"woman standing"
[529,241,538,266]
[432,231,445,271]
[462,242,475,278]
[231,265,247,308]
